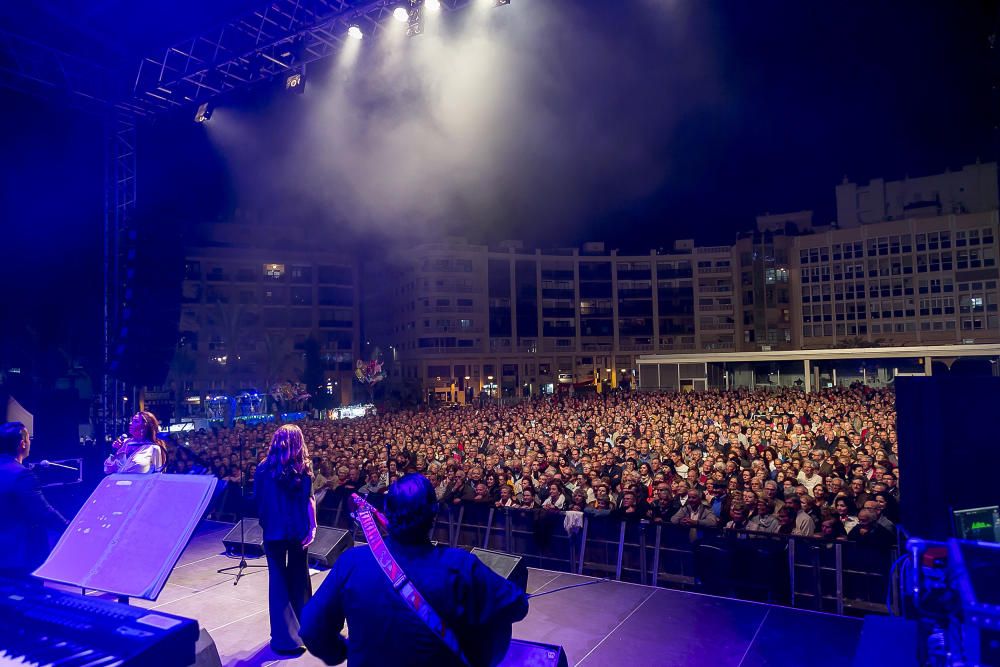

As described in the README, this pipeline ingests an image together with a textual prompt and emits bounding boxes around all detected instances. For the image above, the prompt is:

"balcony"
[617,270,652,281]
[518,339,538,353]
[618,342,654,352]
[490,338,513,352]
[541,339,575,352]
[657,270,693,280]
[543,326,577,338]
[618,288,653,299]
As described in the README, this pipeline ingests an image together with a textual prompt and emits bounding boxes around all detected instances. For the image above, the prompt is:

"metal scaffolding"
[103,112,138,437]
[129,0,475,116]
[1,0,477,437]
[0,27,118,112]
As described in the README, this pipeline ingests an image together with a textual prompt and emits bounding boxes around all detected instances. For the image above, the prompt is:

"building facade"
[366,165,1000,400]
[162,218,361,416]
[365,238,744,400]
[793,210,999,347]
[836,161,998,228]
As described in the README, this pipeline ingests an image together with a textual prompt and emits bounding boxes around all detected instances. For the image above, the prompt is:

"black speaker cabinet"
[308,527,354,567]
[221,519,264,555]
[470,548,528,593]
[897,376,1000,540]
[499,639,568,667]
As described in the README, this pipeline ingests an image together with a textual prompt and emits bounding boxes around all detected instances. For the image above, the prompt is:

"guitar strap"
[355,506,471,666]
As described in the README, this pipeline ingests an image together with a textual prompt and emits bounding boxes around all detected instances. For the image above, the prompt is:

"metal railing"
[308,496,897,616]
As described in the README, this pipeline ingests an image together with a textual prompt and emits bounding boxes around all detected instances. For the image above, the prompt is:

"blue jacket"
[300,538,529,667]
[0,455,66,575]
[254,461,313,542]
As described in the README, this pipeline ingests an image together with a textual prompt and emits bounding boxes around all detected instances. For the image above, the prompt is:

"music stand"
[34,474,218,601]
[217,431,266,584]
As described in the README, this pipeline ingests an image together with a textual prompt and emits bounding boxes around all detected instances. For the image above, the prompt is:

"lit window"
[264,263,285,279]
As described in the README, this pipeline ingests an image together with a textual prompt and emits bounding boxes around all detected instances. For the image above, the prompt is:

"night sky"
[0,0,996,380]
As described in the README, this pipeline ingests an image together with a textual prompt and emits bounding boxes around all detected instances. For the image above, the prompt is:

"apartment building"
[836,161,998,228]
[166,218,360,412]
[364,238,743,400]
[366,164,1000,399]
[793,210,999,347]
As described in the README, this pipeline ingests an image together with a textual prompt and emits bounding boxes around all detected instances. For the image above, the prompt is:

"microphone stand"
[218,430,266,584]
[386,442,392,490]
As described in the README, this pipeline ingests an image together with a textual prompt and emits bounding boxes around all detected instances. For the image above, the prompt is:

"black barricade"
[317,489,349,529]
[789,537,825,609]
[433,503,459,546]
[501,508,580,572]
[455,502,494,549]
[650,522,698,588]
[619,520,652,584]
[305,496,897,616]
[209,480,256,521]
[580,514,623,579]
[839,539,897,614]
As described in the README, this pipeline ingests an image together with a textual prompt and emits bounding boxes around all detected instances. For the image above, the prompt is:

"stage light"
[425,0,441,10]
[393,6,409,22]
[284,71,305,93]
[194,102,213,123]
[406,6,424,36]
[348,24,363,40]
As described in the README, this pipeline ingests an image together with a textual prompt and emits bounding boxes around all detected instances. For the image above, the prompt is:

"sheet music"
[34,474,217,600]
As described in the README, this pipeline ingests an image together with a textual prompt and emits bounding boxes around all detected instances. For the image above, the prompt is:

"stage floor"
[108,521,863,666]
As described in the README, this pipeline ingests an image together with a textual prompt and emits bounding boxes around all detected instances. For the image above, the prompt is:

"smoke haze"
[207,0,723,246]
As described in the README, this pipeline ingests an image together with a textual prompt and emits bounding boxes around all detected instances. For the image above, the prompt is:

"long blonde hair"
[266,424,309,478]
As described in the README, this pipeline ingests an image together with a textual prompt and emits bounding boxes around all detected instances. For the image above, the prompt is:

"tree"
[209,302,248,394]
[262,332,295,395]
[302,336,333,410]
[168,343,197,419]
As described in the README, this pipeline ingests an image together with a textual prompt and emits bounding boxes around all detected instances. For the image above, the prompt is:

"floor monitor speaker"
[221,519,264,556]
[308,527,354,568]
[470,547,528,593]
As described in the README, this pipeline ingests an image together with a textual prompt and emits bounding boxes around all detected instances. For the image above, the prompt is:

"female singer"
[255,424,317,656]
[103,411,167,474]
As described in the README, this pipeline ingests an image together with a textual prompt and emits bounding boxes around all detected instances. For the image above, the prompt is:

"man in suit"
[0,422,67,578]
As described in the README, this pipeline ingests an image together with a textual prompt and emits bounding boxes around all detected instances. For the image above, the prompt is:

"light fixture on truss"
[194,102,213,123]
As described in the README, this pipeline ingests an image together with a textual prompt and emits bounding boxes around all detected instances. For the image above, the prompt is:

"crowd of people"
[165,386,901,548]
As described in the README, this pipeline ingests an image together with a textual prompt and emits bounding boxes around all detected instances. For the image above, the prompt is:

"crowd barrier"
[306,494,899,616]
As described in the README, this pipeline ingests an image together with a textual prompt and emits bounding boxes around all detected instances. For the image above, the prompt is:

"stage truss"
[0,0,476,437]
